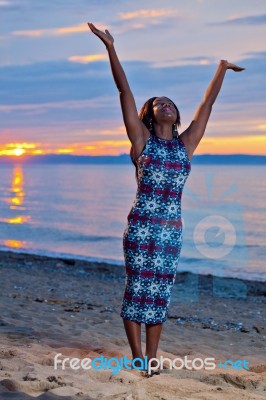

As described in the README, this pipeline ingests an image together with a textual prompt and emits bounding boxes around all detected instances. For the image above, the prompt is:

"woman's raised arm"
[179,60,245,159]
[88,23,147,146]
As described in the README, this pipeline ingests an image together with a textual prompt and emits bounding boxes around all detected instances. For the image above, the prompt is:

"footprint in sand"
[249,364,266,373]
[1,376,73,394]
[0,349,18,359]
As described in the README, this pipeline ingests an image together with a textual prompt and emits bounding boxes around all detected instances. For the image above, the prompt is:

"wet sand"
[0,250,265,399]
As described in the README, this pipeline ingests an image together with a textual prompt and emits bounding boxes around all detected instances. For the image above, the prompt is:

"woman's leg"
[123,319,144,360]
[145,323,163,361]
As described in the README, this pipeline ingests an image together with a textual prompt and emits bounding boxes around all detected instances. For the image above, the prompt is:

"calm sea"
[0,163,265,282]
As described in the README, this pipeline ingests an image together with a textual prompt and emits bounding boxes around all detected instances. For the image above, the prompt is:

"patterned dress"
[120,132,191,324]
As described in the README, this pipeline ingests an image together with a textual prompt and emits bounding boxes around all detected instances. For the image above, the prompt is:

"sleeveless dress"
[120,132,191,324]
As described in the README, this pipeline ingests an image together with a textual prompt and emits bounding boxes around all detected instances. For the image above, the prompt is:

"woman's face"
[152,97,177,124]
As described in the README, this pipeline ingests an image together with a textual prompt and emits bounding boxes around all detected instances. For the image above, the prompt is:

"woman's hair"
[130,96,181,180]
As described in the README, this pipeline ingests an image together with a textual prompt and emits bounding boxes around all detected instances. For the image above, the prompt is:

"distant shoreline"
[1,154,266,164]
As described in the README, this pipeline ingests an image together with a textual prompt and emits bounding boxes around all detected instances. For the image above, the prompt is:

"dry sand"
[0,250,265,399]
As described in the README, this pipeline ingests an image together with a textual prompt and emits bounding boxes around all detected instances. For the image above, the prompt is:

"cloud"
[257,124,266,131]
[68,54,107,64]
[0,98,112,113]
[212,14,266,26]
[0,124,130,156]
[9,10,178,40]
[4,5,182,41]
[0,59,117,103]
[152,56,216,68]
[113,7,183,33]
[118,8,174,20]
[12,23,90,38]
[0,52,265,148]
[242,51,266,59]
[0,0,29,11]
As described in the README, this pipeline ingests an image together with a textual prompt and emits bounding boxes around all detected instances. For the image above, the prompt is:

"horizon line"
[1,153,266,158]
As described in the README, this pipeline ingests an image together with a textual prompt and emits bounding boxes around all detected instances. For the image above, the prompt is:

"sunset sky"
[1,0,266,156]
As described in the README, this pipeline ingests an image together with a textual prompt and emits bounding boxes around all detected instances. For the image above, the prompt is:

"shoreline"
[0,250,265,399]
[0,247,265,284]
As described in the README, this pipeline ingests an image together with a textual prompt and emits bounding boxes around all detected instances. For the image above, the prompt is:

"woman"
[88,22,244,374]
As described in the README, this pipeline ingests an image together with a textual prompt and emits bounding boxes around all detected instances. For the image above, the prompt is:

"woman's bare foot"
[131,356,146,371]
[143,358,161,377]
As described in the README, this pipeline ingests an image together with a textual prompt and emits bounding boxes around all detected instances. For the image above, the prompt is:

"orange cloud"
[2,240,25,249]
[56,148,74,154]
[194,135,266,155]
[114,8,183,34]
[68,54,107,64]
[0,142,36,156]
[119,9,174,20]
[0,135,131,157]
[1,134,265,157]
[257,124,266,131]
[81,140,131,156]
[12,23,106,38]
[84,125,126,136]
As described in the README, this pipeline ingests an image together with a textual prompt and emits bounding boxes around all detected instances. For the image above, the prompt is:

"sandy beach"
[0,250,265,399]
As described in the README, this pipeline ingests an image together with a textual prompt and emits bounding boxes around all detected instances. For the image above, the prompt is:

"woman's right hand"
[87,22,114,48]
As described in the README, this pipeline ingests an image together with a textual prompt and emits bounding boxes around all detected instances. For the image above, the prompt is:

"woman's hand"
[87,22,114,49]
[220,60,245,72]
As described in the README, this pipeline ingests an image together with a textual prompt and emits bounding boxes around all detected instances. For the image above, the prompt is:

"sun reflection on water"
[1,165,30,249]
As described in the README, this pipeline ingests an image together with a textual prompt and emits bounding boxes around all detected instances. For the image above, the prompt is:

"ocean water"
[0,163,265,282]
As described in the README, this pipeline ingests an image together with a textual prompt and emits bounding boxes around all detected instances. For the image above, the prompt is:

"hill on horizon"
[0,153,266,165]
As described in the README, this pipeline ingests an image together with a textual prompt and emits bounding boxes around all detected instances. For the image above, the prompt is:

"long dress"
[120,132,191,324]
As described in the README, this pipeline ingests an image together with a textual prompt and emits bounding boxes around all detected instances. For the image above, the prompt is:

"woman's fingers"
[88,22,108,38]
[231,64,245,72]
[234,66,245,71]
[87,22,95,32]
[88,22,99,34]
[220,60,245,72]
[227,62,245,72]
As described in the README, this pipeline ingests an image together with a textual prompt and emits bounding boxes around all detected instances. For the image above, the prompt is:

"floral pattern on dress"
[120,133,191,324]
